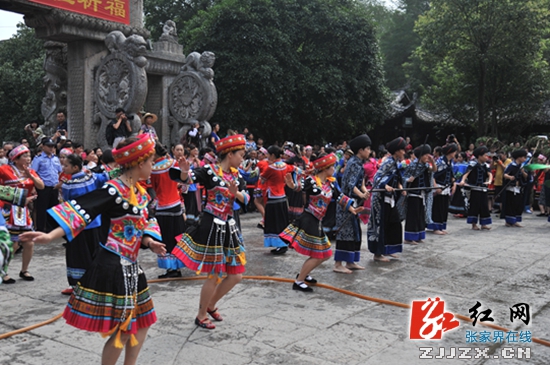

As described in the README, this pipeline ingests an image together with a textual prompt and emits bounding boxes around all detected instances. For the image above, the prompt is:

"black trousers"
[35,186,59,232]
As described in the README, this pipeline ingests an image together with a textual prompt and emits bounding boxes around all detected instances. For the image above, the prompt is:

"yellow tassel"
[315,175,322,187]
[239,252,247,266]
[100,325,118,339]
[129,334,139,347]
[128,177,139,207]
[135,182,146,197]
[120,315,133,331]
[113,329,124,349]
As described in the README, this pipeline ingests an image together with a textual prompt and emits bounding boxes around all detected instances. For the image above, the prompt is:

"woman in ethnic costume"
[20,135,166,365]
[254,147,269,228]
[427,143,457,235]
[172,134,249,330]
[262,145,296,254]
[460,146,493,230]
[449,152,469,217]
[55,148,74,203]
[334,134,372,273]
[183,144,202,225]
[502,149,529,227]
[170,144,188,220]
[402,144,436,244]
[280,153,360,292]
[0,145,44,283]
[284,152,306,224]
[367,137,407,262]
[0,185,28,284]
[59,154,118,295]
[150,143,186,278]
[359,153,378,225]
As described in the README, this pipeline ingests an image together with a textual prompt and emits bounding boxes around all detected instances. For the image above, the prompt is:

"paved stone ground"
[1,211,549,364]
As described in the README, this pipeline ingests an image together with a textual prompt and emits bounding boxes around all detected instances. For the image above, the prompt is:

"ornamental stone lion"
[105,31,148,68]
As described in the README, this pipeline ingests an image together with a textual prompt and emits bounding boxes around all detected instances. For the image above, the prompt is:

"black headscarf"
[413,144,432,157]
[386,137,407,155]
[349,134,372,154]
[441,143,458,156]
[473,146,489,158]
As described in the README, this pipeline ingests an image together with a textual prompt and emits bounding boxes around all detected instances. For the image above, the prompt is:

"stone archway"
[0,0,217,148]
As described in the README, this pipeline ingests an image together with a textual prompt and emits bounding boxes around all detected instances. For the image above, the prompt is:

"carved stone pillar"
[168,51,217,147]
[93,30,148,149]
[41,41,67,136]
[66,40,106,145]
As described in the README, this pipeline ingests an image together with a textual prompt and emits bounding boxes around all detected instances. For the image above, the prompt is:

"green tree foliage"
[412,0,550,137]
[177,0,389,144]
[0,24,45,141]
[378,0,428,91]
[144,0,215,41]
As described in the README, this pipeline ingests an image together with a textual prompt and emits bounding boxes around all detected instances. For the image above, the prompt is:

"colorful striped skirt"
[172,213,246,276]
[280,211,332,259]
[63,248,156,335]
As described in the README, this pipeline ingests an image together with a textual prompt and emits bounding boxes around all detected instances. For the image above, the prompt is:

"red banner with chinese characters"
[29,0,130,24]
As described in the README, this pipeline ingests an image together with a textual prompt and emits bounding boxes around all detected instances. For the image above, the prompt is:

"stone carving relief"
[94,31,149,149]
[168,51,217,146]
[95,31,148,119]
[41,41,68,135]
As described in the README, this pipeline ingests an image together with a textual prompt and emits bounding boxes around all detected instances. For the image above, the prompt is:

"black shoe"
[19,271,34,281]
[296,274,317,284]
[158,270,182,279]
[292,282,313,292]
[271,247,288,255]
[257,223,265,230]
[2,277,15,284]
[537,213,546,217]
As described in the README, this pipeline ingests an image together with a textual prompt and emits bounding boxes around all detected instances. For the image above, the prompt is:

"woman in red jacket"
[261,145,296,254]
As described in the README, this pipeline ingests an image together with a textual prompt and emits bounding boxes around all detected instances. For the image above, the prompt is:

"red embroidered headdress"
[313,153,337,171]
[113,135,155,168]
[215,134,246,155]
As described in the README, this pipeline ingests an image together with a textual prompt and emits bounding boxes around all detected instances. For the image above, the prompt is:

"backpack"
[105,122,115,146]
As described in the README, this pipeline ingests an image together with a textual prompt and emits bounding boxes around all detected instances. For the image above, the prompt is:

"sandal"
[195,317,215,329]
[207,308,224,322]
[19,271,34,281]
